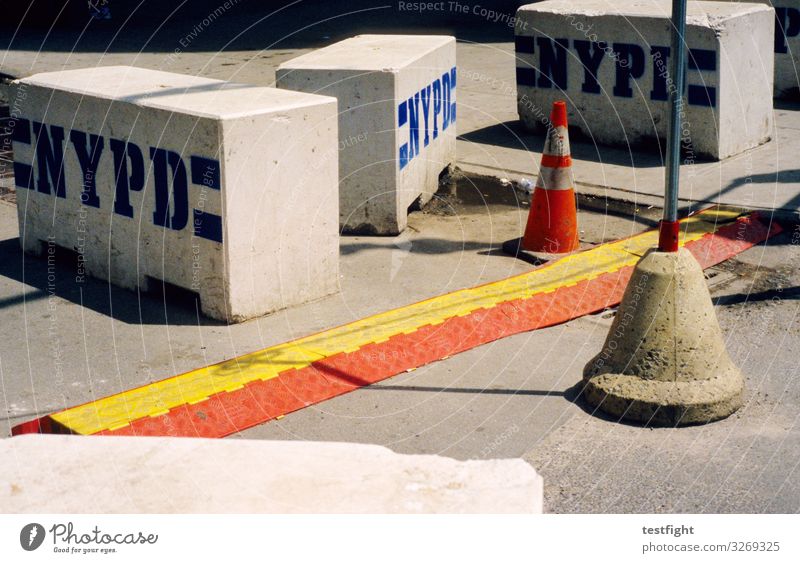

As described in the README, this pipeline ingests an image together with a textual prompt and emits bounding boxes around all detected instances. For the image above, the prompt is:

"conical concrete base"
[582,247,744,426]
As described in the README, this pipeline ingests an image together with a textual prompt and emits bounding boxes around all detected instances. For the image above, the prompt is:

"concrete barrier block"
[515,0,775,160]
[277,35,457,235]
[772,0,800,96]
[9,66,339,322]
[0,435,544,513]
[716,0,800,98]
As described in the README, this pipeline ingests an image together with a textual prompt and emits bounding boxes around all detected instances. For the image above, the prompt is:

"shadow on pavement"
[459,120,669,169]
[1,0,521,59]
[0,236,223,326]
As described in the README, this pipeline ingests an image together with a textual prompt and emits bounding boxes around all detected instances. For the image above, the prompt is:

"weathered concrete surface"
[1,3,799,513]
[717,0,800,98]
[515,0,774,159]
[583,247,744,425]
[10,66,339,322]
[0,434,543,513]
[277,35,457,235]
[1,145,799,514]
[0,176,663,454]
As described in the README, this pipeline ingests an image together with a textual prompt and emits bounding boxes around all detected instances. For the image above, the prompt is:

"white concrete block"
[9,66,339,322]
[277,35,457,235]
[0,435,544,513]
[515,0,775,160]
[714,0,800,97]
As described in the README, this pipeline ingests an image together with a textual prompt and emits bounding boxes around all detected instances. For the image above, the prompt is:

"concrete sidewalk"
[0,186,797,512]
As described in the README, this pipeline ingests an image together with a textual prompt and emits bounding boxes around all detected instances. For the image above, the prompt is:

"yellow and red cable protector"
[11,207,780,438]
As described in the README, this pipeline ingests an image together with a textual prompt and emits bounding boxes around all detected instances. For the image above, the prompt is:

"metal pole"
[659,0,688,252]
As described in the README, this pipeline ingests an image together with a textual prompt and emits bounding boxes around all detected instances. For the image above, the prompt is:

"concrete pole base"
[582,370,744,426]
[582,247,744,426]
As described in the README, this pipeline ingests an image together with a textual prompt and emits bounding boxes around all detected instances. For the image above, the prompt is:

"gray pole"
[660,0,688,252]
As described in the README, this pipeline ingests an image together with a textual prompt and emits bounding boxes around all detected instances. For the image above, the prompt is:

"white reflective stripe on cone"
[535,165,574,190]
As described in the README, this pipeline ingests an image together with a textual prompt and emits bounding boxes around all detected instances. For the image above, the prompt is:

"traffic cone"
[503,101,579,262]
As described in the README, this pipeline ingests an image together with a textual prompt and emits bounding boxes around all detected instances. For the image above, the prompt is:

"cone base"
[581,247,745,426]
[582,369,744,426]
[502,237,587,265]
[522,188,579,254]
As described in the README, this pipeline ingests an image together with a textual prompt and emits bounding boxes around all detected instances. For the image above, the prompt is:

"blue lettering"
[421,85,431,147]
[432,78,441,140]
[449,67,457,123]
[193,209,223,243]
[110,138,145,218]
[573,40,605,94]
[613,43,646,98]
[32,121,66,198]
[688,49,716,71]
[441,71,451,131]
[189,156,223,242]
[687,85,716,108]
[70,130,104,208]
[16,119,221,237]
[516,67,536,87]
[396,68,457,170]
[775,7,800,54]
[408,92,420,160]
[515,36,718,108]
[190,156,221,190]
[515,35,535,54]
[11,117,31,144]
[687,49,717,108]
[398,99,409,170]
[536,37,568,89]
[650,46,671,101]
[13,162,33,190]
[150,147,189,231]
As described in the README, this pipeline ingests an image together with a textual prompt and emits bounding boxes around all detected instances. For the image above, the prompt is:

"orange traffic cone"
[521,101,579,255]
